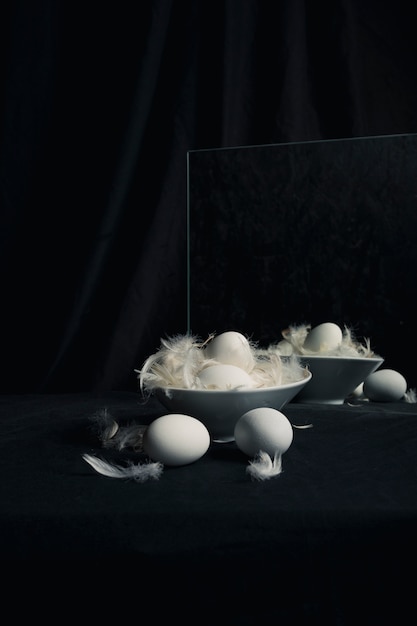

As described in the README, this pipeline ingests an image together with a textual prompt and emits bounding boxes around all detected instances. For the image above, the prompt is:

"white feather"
[89,410,146,451]
[109,424,146,451]
[250,351,283,387]
[90,408,119,442]
[405,388,417,403]
[136,333,208,391]
[82,454,163,482]
[246,450,283,481]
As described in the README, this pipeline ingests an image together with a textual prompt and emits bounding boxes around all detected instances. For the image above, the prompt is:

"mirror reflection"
[187,133,417,388]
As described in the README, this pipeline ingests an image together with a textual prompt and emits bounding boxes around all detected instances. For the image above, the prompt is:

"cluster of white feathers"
[135,332,306,394]
[272,323,377,357]
[83,408,163,482]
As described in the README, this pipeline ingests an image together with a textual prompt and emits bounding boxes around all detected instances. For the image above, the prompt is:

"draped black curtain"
[1,0,417,393]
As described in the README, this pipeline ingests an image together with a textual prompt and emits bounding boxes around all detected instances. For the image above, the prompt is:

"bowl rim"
[297,355,384,362]
[154,369,312,395]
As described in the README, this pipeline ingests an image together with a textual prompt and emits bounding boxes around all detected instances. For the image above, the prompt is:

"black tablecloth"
[1,392,416,624]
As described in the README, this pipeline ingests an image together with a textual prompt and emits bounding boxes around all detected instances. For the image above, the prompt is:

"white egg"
[204,331,255,372]
[349,382,365,399]
[143,413,210,466]
[363,369,407,402]
[234,407,293,457]
[196,363,255,389]
[303,322,343,352]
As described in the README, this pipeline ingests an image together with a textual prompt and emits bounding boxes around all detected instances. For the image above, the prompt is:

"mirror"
[187,133,417,388]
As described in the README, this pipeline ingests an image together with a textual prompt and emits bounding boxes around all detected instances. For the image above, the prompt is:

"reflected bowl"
[292,355,384,405]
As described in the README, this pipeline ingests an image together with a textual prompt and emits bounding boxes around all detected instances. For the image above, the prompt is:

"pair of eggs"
[198,330,256,389]
[143,407,293,467]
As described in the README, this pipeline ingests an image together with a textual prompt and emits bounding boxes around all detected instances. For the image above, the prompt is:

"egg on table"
[143,413,210,466]
[234,407,293,458]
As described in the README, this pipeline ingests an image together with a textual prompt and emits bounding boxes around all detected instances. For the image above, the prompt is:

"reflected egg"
[363,368,407,402]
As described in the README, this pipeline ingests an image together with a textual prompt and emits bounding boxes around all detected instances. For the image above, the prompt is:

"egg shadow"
[208,439,248,465]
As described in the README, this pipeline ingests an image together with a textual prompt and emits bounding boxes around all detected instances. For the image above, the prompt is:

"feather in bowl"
[135,331,311,441]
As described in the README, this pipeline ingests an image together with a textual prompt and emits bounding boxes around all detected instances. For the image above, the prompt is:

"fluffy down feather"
[246,450,283,481]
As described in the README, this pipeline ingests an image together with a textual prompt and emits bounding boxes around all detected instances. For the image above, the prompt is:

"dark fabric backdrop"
[1,0,417,393]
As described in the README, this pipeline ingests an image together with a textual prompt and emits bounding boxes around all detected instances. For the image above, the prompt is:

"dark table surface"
[1,391,416,624]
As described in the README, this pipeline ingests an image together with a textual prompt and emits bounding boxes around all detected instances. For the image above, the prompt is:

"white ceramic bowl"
[292,355,384,405]
[154,370,312,442]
